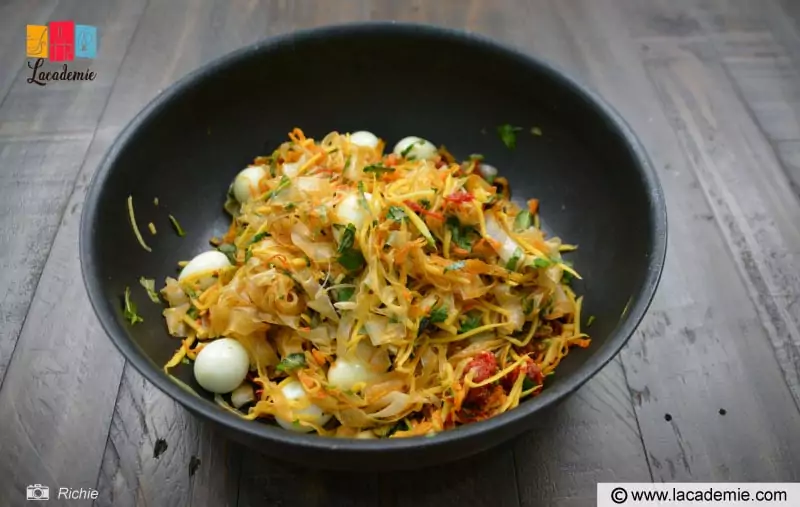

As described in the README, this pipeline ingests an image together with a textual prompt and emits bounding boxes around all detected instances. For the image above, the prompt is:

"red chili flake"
[444,190,474,204]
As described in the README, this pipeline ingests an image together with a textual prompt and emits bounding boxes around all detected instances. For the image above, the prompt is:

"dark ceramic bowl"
[81,22,666,470]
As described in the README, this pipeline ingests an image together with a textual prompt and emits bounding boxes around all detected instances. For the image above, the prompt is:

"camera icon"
[26,484,50,501]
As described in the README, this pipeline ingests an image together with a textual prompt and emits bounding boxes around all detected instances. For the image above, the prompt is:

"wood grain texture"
[587,0,800,481]
[0,1,148,505]
[0,0,58,107]
[0,0,146,385]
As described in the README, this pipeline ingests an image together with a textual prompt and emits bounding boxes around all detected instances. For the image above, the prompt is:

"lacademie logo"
[26,20,98,86]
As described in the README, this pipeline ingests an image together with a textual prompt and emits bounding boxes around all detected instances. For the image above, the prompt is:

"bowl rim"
[80,21,667,456]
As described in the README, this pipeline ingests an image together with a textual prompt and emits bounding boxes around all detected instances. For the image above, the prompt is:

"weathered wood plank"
[0,0,146,385]
[0,0,147,504]
[573,0,800,481]
[0,0,58,106]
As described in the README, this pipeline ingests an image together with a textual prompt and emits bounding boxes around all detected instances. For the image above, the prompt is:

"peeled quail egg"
[393,136,437,160]
[178,251,231,290]
[275,380,332,433]
[193,338,250,394]
[335,192,372,230]
[327,356,381,391]
[479,163,498,181]
[350,131,380,149]
[232,166,266,203]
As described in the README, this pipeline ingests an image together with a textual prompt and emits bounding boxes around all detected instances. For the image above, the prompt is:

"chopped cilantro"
[497,124,523,149]
[276,353,306,373]
[506,247,523,271]
[181,357,190,365]
[419,199,432,210]
[444,260,466,272]
[400,140,424,158]
[138,277,160,303]
[522,376,537,390]
[284,202,297,211]
[429,305,448,323]
[586,315,596,327]
[123,287,143,325]
[338,249,365,271]
[459,311,482,334]
[363,164,396,175]
[357,181,370,211]
[187,306,199,319]
[184,287,198,299]
[267,175,291,200]
[244,249,253,262]
[532,257,553,268]
[417,316,431,337]
[334,286,355,302]
[522,297,535,315]
[250,232,270,244]
[446,216,475,251]
[168,214,186,237]
[387,206,408,223]
[217,243,237,264]
[513,210,532,232]
[338,223,357,253]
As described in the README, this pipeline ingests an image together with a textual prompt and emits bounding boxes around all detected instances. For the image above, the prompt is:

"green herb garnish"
[218,243,237,264]
[387,206,408,223]
[334,286,355,302]
[400,140,423,158]
[429,305,448,324]
[459,311,482,334]
[531,126,543,136]
[338,249,365,271]
[251,232,270,244]
[187,306,199,319]
[586,315,596,327]
[444,260,466,272]
[506,247,523,271]
[522,297,534,315]
[522,376,537,390]
[357,181,370,211]
[532,257,553,268]
[284,202,297,211]
[513,210,532,232]
[276,353,306,373]
[338,223,357,253]
[168,214,186,237]
[446,216,475,251]
[267,175,291,200]
[497,124,523,149]
[138,277,160,303]
[419,199,432,210]
[123,286,143,325]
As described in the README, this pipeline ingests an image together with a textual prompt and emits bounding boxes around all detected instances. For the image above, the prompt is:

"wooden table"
[2,1,799,505]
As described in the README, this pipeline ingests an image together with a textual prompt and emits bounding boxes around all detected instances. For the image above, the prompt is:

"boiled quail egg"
[393,136,437,160]
[193,338,250,394]
[327,356,381,392]
[479,163,498,181]
[275,380,332,432]
[178,251,231,290]
[335,192,372,230]
[232,166,266,203]
[350,131,380,149]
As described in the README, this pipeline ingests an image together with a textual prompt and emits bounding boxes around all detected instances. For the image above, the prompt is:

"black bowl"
[81,22,666,470]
